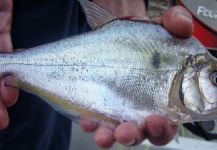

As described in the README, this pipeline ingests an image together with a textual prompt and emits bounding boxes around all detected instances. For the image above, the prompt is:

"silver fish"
[1,0,217,129]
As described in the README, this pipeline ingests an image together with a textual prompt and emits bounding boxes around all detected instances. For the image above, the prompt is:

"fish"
[1,0,217,129]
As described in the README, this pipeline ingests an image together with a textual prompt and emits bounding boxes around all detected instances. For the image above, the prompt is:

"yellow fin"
[11,78,120,130]
[14,48,25,52]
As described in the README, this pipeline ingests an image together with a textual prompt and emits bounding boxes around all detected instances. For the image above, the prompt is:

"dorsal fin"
[78,0,118,29]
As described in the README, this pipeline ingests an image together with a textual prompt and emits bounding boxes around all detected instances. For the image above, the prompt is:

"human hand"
[80,6,193,148]
[151,6,193,38]
[93,0,147,18]
[0,0,19,130]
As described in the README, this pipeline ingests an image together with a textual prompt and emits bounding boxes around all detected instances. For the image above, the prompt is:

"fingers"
[113,117,177,146]
[153,6,193,38]
[94,127,115,148]
[0,9,12,32]
[0,0,14,130]
[0,75,18,130]
[82,115,178,148]
[0,100,9,129]
[0,0,13,52]
[114,122,145,146]
[145,115,178,146]
[0,33,13,52]
[81,121,144,148]
[83,121,146,148]
[80,120,98,132]
[0,75,19,107]
[80,121,115,148]
[0,0,12,11]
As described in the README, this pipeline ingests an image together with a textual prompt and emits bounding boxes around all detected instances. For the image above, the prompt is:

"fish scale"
[0,0,217,129]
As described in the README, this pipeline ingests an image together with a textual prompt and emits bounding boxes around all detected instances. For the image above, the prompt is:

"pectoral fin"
[78,0,118,29]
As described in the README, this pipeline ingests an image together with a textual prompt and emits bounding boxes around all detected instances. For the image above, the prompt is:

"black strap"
[184,122,217,140]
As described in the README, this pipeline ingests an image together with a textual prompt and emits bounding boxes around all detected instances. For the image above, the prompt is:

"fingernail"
[147,123,163,138]
[125,139,136,146]
[177,13,192,23]
[178,14,194,34]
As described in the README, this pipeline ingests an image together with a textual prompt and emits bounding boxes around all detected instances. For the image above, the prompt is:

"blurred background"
[147,0,168,18]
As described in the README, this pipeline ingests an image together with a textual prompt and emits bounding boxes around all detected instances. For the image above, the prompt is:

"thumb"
[0,75,19,107]
[0,99,9,129]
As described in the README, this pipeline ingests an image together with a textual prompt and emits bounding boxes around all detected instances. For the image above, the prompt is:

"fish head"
[181,52,217,121]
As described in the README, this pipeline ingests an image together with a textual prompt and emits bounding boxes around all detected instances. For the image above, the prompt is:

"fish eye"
[210,71,217,86]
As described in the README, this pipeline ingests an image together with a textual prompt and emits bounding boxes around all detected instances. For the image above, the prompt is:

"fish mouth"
[177,90,217,122]
[166,55,217,122]
[178,53,217,122]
